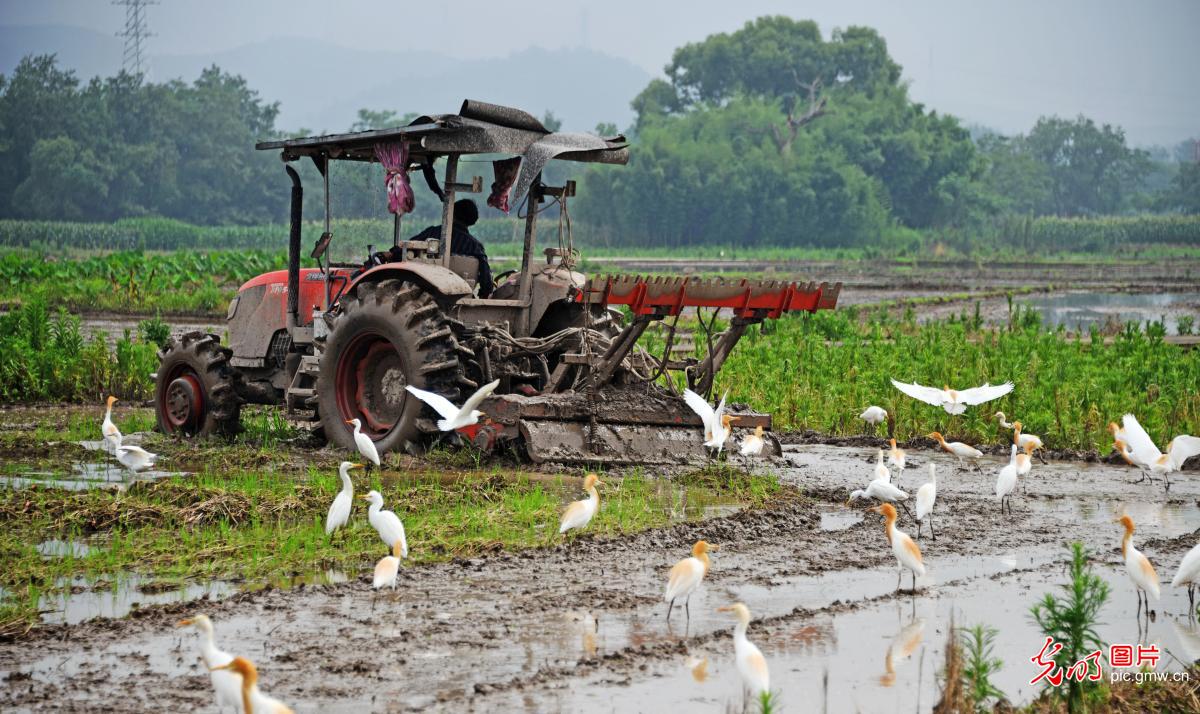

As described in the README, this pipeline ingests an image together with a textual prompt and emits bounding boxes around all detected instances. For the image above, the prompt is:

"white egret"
[115,444,158,473]
[1010,420,1044,454]
[373,539,405,590]
[325,462,362,536]
[1120,414,1200,489]
[404,379,500,431]
[344,418,381,469]
[739,425,765,457]
[559,474,603,535]
[1171,541,1200,612]
[663,540,719,625]
[928,432,983,470]
[869,503,925,592]
[995,444,1018,516]
[860,406,887,431]
[362,490,407,557]
[682,388,733,454]
[176,615,239,713]
[716,602,770,697]
[891,379,1013,415]
[873,449,891,483]
[888,438,906,477]
[101,395,121,452]
[1114,439,1151,483]
[848,479,911,518]
[1117,515,1160,618]
[915,464,937,540]
[209,657,293,714]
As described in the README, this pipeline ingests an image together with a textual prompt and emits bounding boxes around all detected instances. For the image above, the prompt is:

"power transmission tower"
[114,0,158,76]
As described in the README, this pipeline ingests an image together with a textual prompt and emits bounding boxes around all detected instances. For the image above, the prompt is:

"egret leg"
[915,518,923,540]
[897,501,914,520]
[665,598,675,623]
[911,570,918,593]
[684,595,691,626]
[896,569,903,592]
[930,513,937,541]
[1188,584,1195,616]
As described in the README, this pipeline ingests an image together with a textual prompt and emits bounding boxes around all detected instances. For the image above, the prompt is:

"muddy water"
[1,443,1198,712]
[1018,291,1200,335]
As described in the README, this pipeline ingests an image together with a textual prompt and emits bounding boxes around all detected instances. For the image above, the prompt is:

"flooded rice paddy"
[1,439,1197,712]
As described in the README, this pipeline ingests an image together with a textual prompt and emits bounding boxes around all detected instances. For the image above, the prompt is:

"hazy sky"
[1,0,1196,145]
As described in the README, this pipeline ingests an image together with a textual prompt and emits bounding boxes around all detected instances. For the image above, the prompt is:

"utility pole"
[114,0,158,77]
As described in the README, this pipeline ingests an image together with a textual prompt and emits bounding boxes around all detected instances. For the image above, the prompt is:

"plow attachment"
[465,275,840,465]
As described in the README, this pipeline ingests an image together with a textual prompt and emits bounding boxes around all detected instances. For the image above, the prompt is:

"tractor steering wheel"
[493,270,517,289]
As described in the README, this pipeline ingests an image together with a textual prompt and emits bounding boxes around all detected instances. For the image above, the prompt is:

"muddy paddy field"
[0,404,1198,713]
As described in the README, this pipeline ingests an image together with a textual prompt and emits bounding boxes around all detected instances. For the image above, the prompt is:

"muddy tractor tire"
[316,279,471,456]
[155,332,242,437]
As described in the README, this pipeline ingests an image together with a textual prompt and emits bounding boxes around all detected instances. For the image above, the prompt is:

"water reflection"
[1019,292,1199,335]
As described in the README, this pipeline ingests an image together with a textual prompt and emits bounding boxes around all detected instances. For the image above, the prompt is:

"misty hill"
[0,24,649,133]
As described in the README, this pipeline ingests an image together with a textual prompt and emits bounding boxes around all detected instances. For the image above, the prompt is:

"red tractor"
[154,100,839,463]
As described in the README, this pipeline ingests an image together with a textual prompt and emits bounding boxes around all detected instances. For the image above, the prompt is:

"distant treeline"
[1,16,1198,253]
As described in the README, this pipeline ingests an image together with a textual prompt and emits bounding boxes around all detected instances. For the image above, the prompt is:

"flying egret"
[888,439,906,478]
[361,490,407,557]
[891,379,1013,415]
[404,379,500,431]
[663,540,719,625]
[115,444,158,473]
[176,615,239,713]
[739,425,765,457]
[101,395,121,452]
[209,657,294,714]
[848,479,911,518]
[995,444,1019,516]
[373,539,405,590]
[928,432,983,470]
[559,474,603,535]
[1171,541,1200,612]
[860,406,887,432]
[682,389,734,455]
[1119,414,1200,489]
[873,449,892,483]
[344,418,381,470]
[325,462,362,537]
[915,464,937,540]
[1117,515,1160,618]
[869,503,925,592]
[716,602,770,697]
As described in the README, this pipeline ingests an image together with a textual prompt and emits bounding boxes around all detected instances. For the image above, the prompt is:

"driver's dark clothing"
[392,224,492,298]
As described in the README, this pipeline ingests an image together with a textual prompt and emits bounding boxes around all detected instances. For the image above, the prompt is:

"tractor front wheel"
[155,332,242,437]
[316,279,470,456]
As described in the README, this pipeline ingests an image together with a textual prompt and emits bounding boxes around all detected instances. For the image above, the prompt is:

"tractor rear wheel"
[155,332,242,437]
[316,279,470,456]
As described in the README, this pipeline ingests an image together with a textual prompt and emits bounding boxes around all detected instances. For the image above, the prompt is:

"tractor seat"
[448,255,479,286]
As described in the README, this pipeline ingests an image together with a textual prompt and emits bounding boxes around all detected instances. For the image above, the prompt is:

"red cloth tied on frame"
[487,157,521,213]
[375,143,414,215]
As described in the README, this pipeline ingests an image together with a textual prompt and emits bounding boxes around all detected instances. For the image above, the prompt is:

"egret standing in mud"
[345,418,381,472]
[915,464,937,540]
[860,405,887,434]
[739,425,765,457]
[362,490,407,557]
[101,395,121,452]
[683,389,733,456]
[115,443,158,473]
[176,615,239,713]
[716,602,770,698]
[404,379,500,431]
[1014,442,1035,493]
[995,444,1019,516]
[210,656,294,714]
[928,432,983,471]
[1119,413,1200,490]
[325,462,362,537]
[1113,439,1150,483]
[1117,515,1160,619]
[374,539,405,591]
[559,474,603,536]
[888,439,906,480]
[1171,541,1200,612]
[1009,420,1045,459]
[869,503,925,592]
[873,449,892,483]
[664,540,719,626]
[891,379,1013,415]
[848,479,911,517]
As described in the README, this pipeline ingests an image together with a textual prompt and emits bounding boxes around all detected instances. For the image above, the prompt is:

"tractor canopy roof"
[257,99,628,205]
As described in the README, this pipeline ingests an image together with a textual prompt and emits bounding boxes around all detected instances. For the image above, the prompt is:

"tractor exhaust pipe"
[285,165,302,329]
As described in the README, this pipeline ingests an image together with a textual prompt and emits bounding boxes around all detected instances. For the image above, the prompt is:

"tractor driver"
[390,198,493,298]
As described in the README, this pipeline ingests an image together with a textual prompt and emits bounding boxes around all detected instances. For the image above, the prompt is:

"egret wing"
[890,379,946,407]
[682,389,717,431]
[459,379,501,415]
[1167,435,1200,470]
[956,382,1014,405]
[405,385,462,421]
[1121,414,1161,463]
[713,389,729,422]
